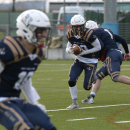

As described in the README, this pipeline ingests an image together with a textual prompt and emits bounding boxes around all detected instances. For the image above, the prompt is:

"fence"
[0,22,130,46]
[0,25,9,39]
[119,23,130,44]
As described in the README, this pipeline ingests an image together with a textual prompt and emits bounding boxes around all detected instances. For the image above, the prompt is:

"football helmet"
[70,15,85,36]
[16,9,51,47]
[85,20,98,29]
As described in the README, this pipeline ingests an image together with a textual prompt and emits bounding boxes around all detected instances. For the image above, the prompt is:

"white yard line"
[46,104,130,112]
[36,69,69,72]
[40,64,71,65]
[115,121,130,123]
[67,117,97,121]
[40,64,130,66]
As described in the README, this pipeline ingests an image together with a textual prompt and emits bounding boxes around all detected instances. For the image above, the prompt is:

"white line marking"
[40,64,71,65]
[36,68,130,72]
[37,69,69,72]
[67,117,97,121]
[115,121,130,123]
[48,115,53,117]
[40,64,130,66]
[46,104,130,112]
[37,78,51,80]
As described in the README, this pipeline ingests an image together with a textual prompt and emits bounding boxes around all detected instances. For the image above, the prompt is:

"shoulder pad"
[67,29,74,39]
[83,29,96,43]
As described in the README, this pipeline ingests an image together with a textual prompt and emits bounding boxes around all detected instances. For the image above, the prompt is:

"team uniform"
[0,36,55,130]
[94,28,129,81]
[67,28,100,90]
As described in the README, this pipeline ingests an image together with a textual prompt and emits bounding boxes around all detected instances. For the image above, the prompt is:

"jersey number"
[104,29,113,39]
[80,45,88,50]
[13,71,34,90]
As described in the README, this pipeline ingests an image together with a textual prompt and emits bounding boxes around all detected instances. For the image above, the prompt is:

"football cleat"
[82,94,95,104]
[67,99,79,109]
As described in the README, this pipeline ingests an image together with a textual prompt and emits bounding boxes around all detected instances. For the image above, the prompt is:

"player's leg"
[20,101,57,130]
[82,66,108,104]
[83,63,97,90]
[107,51,130,85]
[0,100,34,130]
[67,61,83,109]
[82,63,98,103]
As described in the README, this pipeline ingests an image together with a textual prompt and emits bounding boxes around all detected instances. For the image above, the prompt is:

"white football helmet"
[85,20,98,29]
[16,9,51,47]
[70,14,85,36]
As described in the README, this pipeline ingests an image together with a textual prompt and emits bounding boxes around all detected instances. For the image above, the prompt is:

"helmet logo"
[22,14,33,27]
[74,17,80,23]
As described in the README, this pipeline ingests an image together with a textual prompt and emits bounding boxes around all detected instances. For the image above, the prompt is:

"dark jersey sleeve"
[0,38,14,66]
[83,29,97,43]
[114,34,129,53]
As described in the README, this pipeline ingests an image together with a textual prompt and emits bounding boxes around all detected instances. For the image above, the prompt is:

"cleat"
[67,99,79,109]
[67,103,79,109]
[82,94,95,104]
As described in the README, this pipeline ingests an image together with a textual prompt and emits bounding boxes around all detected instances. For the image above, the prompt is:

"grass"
[1,60,130,130]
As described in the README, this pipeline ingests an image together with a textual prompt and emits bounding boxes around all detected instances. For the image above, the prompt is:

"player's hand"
[33,101,46,113]
[66,47,74,54]
[124,53,130,61]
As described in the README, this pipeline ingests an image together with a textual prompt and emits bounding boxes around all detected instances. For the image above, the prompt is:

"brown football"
[72,45,81,55]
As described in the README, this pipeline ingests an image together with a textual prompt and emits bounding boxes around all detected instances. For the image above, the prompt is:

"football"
[72,45,81,55]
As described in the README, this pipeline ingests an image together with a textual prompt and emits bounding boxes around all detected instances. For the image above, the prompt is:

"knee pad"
[112,75,120,82]
[68,81,76,87]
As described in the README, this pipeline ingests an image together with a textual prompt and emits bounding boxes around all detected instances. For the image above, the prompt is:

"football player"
[66,15,103,109]
[0,9,57,130]
[82,20,130,104]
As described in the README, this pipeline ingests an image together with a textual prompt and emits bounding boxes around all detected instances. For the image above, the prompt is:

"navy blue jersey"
[67,28,99,59]
[93,28,118,51]
[114,34,129,53]
[0,36,44,97]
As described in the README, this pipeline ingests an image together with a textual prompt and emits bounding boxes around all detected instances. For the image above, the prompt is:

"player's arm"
[114,34,129,53]
[66,30,74,54]
[66,41,74,54]
[79,38,101,56]
[21,78,46,112]
[114,34,130,60]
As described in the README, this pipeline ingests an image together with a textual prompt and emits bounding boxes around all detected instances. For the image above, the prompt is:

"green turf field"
[1,60,130,130]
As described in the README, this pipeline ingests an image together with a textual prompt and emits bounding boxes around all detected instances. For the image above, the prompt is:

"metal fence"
[119,23,130,44]
[0,23,130,47]
[0,25,9,39]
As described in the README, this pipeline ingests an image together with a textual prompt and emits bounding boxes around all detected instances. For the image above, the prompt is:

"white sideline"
[46,104,130,112]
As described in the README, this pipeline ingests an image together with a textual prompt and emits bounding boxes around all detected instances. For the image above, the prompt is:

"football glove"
[66,47,74,54]
[33,101,46,113]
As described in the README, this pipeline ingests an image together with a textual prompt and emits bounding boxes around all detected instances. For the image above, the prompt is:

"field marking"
[40,64,130,66]
[37,69,69,72]
[115,121,130,123]
[36,68,130,72]
[46,104,130,112]
[40,64,71,65]
[67,117,97,121]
